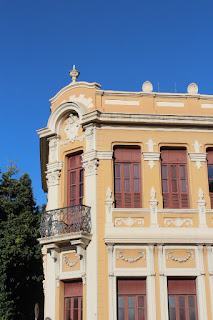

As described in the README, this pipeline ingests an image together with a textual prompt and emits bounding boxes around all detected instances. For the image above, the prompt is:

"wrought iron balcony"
[40,205,91,237]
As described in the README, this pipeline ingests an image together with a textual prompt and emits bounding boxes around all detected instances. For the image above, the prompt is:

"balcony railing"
[40,205,91,237]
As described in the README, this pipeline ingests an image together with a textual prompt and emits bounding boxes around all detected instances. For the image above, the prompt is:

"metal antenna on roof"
[175,82,177,93]
[158,81,160,92]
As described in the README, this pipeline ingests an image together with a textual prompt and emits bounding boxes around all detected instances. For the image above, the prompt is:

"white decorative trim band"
[105,99,139,106]
[157,101,184,107]
[166,250,194,263]
[64,254,80,267]
[115,217,144,227]
[117,250,146,263]
[164,218,193,227]
[143,152,160,169]
[201,103,213,109]
[189,153,206,170]
[97,150,113,160]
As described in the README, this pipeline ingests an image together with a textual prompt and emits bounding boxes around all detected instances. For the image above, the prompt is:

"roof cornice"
[96,89,213,100]
[82,110,213,128]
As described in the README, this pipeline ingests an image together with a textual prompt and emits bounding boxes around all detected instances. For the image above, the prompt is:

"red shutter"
[117,279,147,320]
[64,282,82,320]
[168,279,198,320]
[207,149,213,208]
[161,149,189,209]
[67,153,83,206]
[114,147,142,208]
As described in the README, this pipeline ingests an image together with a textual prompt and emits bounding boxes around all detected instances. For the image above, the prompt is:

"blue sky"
[0,0,213,207]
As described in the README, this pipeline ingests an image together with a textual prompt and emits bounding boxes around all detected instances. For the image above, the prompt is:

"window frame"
[114,146,142,208]
[67,152,84,206]
[161,148,190,209]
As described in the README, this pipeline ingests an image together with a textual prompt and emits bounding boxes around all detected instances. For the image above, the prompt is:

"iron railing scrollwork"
[40,205,91,237]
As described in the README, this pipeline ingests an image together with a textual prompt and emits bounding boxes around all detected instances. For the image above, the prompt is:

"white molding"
[197,245,208,320]
[201,103,213,109]
[69,94,94,109]
[113,208,150,213]
[97,150,113,160]
[105,99,139,106]
[206,245,213,319]
[82,110,213,128]
[164,218,193,227]
[96,89,213,100]
[142,152,160,169]
[147,245,156,320]
[115,217,144,227]
[49,81,101,103]
[188,152,207,170]
[149,187,159,227]
[157,101,184,107]
[108,245,115,320]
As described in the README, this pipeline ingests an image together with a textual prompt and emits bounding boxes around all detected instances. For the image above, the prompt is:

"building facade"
[37,66,213,320]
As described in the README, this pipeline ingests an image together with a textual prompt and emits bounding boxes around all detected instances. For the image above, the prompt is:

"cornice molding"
[96,89,213,100]
[82,110,213,128]
[49,81,101,104]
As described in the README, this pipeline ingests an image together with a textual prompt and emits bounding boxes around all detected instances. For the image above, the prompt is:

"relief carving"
[63,254,80,267]
[60,114,85,146]
[164,218,193,227]
[117,250,146,263]
[115,217,144,227]
[166,250,194,263]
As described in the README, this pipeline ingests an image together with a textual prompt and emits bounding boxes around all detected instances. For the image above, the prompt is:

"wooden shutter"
[114,147,142,208]
[67,153,83,206]
[118,279,147,320]
[64,281,82,320]
[168,279,198,320]
[207,150,213,208]
[161,149,189,209]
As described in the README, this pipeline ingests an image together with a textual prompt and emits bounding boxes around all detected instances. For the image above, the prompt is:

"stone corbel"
[149,187,159,227]
[197,188,207,228]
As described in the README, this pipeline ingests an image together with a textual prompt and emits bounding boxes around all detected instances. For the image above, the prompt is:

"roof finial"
[69,65,80,83]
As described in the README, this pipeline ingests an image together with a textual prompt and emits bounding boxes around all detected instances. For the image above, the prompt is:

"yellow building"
[37,66,213,320]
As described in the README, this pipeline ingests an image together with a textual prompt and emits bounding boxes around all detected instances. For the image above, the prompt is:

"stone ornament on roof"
[69,65,80,83]
[142,80,153,93]
[187,82,198,95]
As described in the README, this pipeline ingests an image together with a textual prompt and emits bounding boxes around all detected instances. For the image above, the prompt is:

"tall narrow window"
[168,279,198,320]
[67,153,83,206]
[117,279,147,320]
[114,147,142,208]
[207,149,213,208]
[161,149,189,209]
[64,281,82,320]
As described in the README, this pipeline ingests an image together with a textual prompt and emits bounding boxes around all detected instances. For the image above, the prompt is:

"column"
[197,245,208,320]
[158,245,168,320]
[44,244,59,320]
[108,245,116,320]
[207,245,213,320]
[46,136,63,210]
[82,124,98,320]
[147,245,156,320]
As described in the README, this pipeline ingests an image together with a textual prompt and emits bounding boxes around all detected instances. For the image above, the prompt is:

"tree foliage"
[0,162,43,320]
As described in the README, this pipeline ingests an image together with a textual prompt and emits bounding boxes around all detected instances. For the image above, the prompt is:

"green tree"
[0,162,44,320]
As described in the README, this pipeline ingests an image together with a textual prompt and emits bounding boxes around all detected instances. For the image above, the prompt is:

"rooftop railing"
[40,205,91,237]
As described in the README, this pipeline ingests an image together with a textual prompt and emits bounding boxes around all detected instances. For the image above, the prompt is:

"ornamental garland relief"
[166,250,194,263]
[117,250,146,263]
[164,218,193,227]
[115,217,144,227]
[62,253,80,272]
[60,114,85,146]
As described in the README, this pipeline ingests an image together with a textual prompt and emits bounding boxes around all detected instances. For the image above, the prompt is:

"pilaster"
[158,245,168,320]
[207,245,213,320]
[147,245,156,320]
[197,245,208,320]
